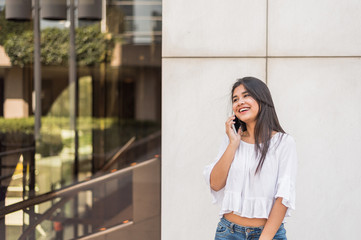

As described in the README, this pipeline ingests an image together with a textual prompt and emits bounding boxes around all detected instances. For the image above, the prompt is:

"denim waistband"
[220,217,269,233]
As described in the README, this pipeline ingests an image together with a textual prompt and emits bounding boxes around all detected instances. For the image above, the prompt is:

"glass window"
[0,0,161,238]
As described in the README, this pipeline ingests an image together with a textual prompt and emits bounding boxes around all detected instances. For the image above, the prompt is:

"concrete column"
[135,69,158,121]
[4,67,29,118]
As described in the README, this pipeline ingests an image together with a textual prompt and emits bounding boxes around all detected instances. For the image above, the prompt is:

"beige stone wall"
[162,1,361,239]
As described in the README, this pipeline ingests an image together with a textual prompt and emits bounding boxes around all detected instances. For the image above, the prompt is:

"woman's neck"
[244,122,278,140]
[244,122,255,139]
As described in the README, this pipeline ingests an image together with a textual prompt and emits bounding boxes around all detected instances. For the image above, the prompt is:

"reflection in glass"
[0,0,161,238]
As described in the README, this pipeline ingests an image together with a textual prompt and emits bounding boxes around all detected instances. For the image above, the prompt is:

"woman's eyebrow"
[233,91,248,99]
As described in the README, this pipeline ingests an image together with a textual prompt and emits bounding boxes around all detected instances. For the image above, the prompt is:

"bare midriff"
[224,212,267,227]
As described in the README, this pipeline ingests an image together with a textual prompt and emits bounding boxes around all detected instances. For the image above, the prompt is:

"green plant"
[2,31,34,67]
[37,133,64,157]
[0,8,32,46]
[0,116,160,150]
[0,117,160,134]
[41,28,69,65]
[0,117,35,134]
[3,25,114,67]
[76,25,114,65]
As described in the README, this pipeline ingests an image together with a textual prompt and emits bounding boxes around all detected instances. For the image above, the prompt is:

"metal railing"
[0,146,35,182]
[0,131,161,239]
[16,157,159,240]
[0,157,158,218]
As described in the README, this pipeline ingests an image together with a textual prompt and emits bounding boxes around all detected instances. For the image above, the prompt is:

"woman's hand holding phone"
[225,115,242,147]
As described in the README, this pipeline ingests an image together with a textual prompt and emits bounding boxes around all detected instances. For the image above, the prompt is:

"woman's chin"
[238,117,248,123]
[240,118,256,126]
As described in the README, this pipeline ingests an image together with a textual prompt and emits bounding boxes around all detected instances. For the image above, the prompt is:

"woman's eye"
[233,99,238,103]
[244,94,250,98]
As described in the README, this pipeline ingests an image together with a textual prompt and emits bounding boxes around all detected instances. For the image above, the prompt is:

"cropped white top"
[203,133,297,222]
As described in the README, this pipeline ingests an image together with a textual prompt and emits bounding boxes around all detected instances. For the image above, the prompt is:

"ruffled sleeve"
[203,134,229,204]
[275,135,298,215]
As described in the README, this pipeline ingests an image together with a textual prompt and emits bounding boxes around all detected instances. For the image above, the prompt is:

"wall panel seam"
[162,56,361,59]
[266,0,269,84]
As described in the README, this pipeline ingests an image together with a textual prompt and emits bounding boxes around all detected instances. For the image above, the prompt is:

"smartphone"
[232,116,246,134]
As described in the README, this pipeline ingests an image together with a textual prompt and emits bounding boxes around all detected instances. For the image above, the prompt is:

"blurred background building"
[0,0,161,239]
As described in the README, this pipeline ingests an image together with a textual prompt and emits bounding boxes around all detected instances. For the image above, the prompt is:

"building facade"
[162,0,361,239]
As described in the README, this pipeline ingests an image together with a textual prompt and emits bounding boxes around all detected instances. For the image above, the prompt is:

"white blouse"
[203,132,297,222]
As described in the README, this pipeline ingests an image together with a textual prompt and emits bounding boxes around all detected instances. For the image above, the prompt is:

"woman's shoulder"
[274,132,296,148]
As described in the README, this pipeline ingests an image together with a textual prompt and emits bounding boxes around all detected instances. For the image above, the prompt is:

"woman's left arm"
[259,197,287,240]
[260,135,298,239]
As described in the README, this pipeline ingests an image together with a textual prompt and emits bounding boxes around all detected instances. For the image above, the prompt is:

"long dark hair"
[231,77,285,174]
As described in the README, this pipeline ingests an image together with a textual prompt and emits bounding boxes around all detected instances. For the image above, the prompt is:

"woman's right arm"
[210,116,241,191]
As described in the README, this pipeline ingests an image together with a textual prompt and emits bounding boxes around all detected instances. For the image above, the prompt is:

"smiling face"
[232,84,259,125]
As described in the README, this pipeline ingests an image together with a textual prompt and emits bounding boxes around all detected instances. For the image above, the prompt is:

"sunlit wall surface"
[0,0,161,239]
[162,0,361,239]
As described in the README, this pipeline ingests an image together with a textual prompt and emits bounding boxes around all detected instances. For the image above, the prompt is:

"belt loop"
[229,223,235,233]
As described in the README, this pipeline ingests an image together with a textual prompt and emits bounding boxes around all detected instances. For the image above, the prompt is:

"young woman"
[203,77,297,240]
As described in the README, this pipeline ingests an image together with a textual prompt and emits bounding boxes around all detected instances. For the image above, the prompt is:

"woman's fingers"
[238,126,243,135]
[226,115,235,125]
[226,115,238,137]
[225,116,235,130]
[225,116,241,146]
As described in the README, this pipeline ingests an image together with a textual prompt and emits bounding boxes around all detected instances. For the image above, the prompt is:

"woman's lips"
[239,107,250,113]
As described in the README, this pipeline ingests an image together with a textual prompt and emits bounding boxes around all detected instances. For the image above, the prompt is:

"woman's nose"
[237,99,245,105]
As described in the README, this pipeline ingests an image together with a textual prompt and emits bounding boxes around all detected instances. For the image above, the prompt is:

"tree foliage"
[3,31,34,67]
[3,25,114,67]
[41,27,69,65]
[0,8,33,46]
[75,25,113,66]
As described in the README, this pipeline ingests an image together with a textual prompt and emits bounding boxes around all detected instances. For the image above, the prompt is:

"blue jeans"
[214,217,287,240]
